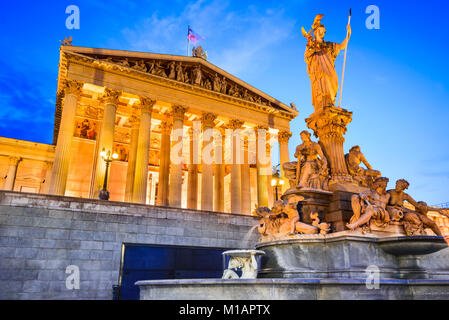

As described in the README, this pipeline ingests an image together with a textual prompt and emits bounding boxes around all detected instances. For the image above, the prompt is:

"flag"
[187,26,203,44]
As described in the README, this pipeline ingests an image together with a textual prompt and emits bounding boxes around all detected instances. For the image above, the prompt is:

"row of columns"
[48,79,292,213]
[49,80,156,204]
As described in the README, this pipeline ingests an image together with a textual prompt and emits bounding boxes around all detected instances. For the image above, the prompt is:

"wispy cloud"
[109,0,296,75]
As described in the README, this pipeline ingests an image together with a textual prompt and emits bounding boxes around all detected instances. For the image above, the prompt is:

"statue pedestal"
[281,187,332,224]
[306,106,353,185]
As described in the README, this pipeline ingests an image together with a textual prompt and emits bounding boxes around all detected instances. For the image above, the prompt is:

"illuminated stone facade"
[0,45,298,215]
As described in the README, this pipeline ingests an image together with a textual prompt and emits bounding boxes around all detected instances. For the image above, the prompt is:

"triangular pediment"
[60,46,297,116]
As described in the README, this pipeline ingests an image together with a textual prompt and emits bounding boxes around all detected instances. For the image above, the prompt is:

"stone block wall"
[0,191,259,300]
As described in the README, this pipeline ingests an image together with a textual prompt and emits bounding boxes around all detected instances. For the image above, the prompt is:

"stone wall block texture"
[0,191,259,300]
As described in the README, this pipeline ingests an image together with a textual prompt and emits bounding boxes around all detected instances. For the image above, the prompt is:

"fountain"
[136,13,449,300]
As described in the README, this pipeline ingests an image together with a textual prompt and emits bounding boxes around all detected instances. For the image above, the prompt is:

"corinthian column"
[132,97,155,204]
[266,140,274,207]
[187,127,199,209]
[3,156,21,191]
[255,125,269,207]
[156,120,172,206]
[306,106,353,187]
[124,113,139,202]
[278,130,292,193]
[90,88,121,198]
[241,135,251,215]
[168,105,187,208]
[201,112,217,211]
[228,119,244,214]
[213,128,225,212]
[49,79,83,195]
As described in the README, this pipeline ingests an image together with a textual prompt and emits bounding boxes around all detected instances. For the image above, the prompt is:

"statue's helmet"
[312,14,325,31]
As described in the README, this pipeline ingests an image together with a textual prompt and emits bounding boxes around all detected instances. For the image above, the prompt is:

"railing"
[433,202,449,209]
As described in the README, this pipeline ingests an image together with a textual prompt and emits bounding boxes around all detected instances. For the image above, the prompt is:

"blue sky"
[0,0,448,204]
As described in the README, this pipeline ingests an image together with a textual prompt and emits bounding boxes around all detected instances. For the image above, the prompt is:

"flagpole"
[187,25,190,56]
[338,9,351,108]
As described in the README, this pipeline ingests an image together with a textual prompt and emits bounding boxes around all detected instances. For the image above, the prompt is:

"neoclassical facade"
[0,45,297,215]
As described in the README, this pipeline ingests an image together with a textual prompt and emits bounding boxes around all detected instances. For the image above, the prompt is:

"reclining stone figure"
[346,177,390,231]
[345,145,380,187]
[256,200,330,238]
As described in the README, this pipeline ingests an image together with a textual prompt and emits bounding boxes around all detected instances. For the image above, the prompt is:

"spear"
[338,8,351,108]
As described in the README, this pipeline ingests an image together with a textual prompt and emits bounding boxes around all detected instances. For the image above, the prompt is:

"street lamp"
[99,148,118,200]
[271,164,284,201]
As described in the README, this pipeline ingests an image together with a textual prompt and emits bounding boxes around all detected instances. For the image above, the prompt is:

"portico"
[2,45,298,215]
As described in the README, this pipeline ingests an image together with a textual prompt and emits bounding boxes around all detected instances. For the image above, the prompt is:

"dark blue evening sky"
[0,0,448,204]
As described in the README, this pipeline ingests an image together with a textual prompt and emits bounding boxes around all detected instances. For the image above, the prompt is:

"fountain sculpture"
[136,14,449,300]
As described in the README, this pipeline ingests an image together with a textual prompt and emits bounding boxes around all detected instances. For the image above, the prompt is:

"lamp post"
[271,164,284,201]
[99,148,118,200]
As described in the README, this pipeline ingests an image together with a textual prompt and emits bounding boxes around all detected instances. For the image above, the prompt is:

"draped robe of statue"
[305,40,341,110]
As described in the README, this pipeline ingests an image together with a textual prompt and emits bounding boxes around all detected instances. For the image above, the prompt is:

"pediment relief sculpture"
[80,53,276,108]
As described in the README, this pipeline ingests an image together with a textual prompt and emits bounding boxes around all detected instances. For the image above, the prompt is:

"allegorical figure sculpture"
[256,200,330,239]
[346,177,391,230]
[386,179,420,222]
[192,46,208,60]
[403,201,448,236]
[282,130,329,190]
[345,145,381,187]
[387,179,449,236]
[302,14,351,111]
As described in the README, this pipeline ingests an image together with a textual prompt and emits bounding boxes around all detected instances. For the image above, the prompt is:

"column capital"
[138,97,156,113]
[63,79,84,96]
[101,88,122,105]
[160,122,173,134]
[226,119,244,130]
[278,130,292,144]
[129,115,140,128]
[201,112,217,128]
[172,105,188,120]
[8,156,21,166]
[255,125,269,131]
[255,126,270,139]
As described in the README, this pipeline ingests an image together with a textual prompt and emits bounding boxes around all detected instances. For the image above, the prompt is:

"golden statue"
[302,15,351,111]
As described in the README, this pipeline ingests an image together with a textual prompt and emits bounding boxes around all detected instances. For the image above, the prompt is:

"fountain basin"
[135,232,449,300]
[377,236,448,256]
[377,236,448,279]
[136,278,449,300]
[256,232,449,280]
